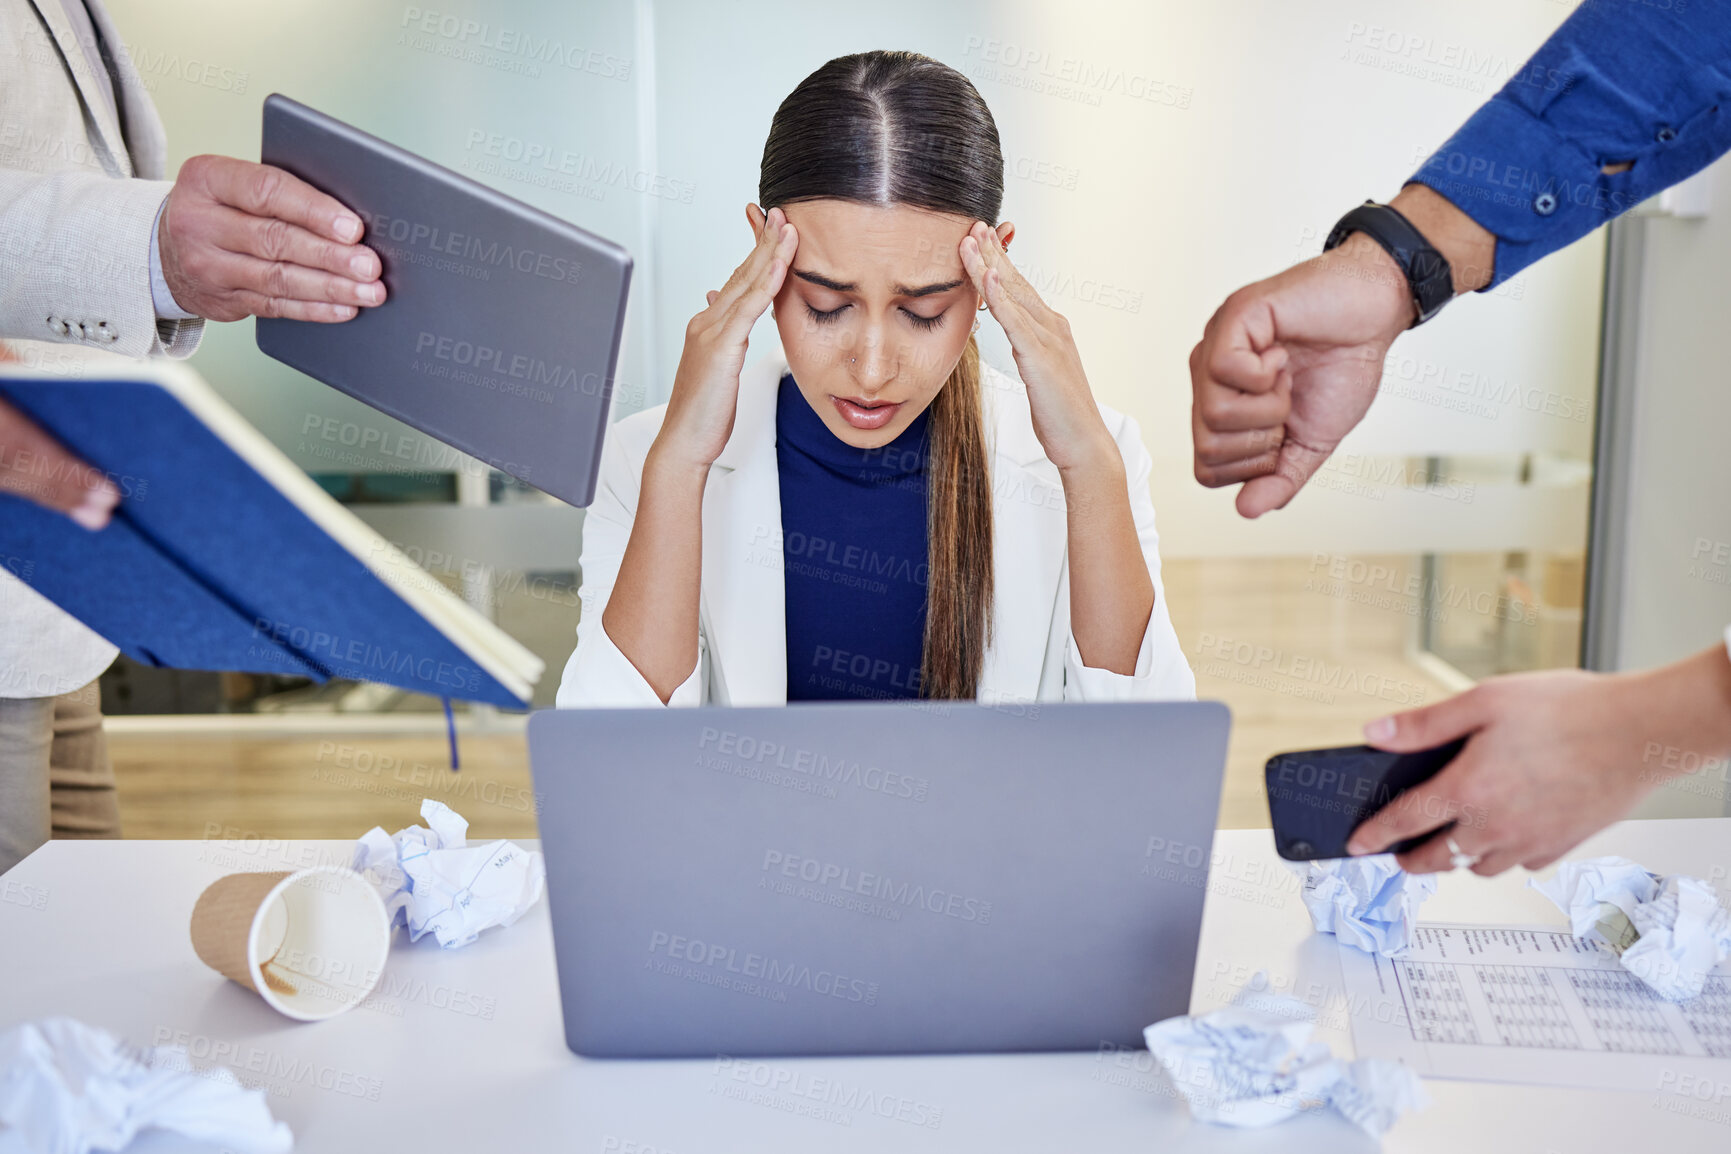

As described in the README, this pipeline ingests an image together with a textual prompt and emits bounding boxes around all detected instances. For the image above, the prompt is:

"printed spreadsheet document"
[1340,923,1731,1091]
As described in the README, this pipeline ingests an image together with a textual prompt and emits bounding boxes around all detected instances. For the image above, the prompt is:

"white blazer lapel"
[700,353,789,705]
[977,363,1067,706]
[26,0,133,177]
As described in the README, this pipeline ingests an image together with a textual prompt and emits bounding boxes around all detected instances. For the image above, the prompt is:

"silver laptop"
[256,94,632,507]
[527,701,1230,1057]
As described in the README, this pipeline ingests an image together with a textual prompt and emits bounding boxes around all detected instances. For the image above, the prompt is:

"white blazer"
[555,353,1195,708]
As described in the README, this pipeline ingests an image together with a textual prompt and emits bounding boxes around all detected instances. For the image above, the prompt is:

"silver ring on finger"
[1446,836,1480,870]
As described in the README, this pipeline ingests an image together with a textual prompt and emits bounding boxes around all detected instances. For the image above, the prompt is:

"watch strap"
[1324,200,1454,325]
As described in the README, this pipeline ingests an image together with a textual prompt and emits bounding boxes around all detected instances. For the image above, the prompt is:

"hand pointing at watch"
[1188,184,1496,518]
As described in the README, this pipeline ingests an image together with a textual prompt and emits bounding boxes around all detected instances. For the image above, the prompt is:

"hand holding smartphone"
[1264,739,1467,860]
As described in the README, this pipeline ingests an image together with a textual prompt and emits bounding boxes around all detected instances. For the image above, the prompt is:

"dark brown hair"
[759,50,999,699]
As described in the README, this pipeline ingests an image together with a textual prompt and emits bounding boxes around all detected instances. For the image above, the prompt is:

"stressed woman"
[556,50,1191,708]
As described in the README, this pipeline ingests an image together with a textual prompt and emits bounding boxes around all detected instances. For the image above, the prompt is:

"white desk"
[2,819,1727,1152]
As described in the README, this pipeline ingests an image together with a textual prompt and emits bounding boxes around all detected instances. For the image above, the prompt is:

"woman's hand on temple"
[961,221,1154,675]
[653,204,798,476]
[603,205,794,702]
[958,221,1114,476]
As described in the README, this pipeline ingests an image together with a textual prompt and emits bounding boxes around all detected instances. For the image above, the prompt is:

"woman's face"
[759,198,1014,449]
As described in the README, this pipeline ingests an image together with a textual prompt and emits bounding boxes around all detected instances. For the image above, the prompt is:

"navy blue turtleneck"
[775,372,930,701]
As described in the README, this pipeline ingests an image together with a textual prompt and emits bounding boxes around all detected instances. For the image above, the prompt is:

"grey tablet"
[256,94,632,507]
[527,700,1231,1057]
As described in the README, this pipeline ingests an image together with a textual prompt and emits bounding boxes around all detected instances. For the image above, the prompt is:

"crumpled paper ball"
[1301,854,1437,955]
[1532,856,1731,1001]
[0,1018,292,1154]
[1144,979,1428,1136]
[353,798,545,949]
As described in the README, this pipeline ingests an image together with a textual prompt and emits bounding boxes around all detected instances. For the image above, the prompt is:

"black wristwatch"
[1323,201,1454,326]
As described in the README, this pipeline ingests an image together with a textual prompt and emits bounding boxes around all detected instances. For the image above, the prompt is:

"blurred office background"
[93,0,1731,836]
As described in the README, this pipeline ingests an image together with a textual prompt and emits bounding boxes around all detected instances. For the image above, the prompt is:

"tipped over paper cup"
[190,867,391,1021]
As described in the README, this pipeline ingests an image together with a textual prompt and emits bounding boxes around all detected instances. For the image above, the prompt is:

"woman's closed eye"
[802,301,948,330]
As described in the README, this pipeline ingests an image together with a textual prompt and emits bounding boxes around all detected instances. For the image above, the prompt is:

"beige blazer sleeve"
[0,0,202,361]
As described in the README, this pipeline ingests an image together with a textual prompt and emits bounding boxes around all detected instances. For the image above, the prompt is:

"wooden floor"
[1164,555,1459,829]
[108,556,1464,840]
[110,730,541,842]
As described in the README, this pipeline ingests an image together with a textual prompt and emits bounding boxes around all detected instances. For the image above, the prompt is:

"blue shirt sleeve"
[1407,0,1731,287]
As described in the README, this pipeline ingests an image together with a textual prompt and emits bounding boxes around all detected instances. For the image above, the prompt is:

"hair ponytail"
[921,335,994,699]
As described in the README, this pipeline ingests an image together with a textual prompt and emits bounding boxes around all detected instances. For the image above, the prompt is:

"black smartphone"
[1264,738,1467,861]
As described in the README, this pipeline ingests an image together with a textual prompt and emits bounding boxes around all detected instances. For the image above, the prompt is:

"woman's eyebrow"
[898,278,965,298]
[792,268,965,298]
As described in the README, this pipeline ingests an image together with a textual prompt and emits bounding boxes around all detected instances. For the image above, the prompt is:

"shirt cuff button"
[1656,125,1677,143]
[1533,192,1559,216]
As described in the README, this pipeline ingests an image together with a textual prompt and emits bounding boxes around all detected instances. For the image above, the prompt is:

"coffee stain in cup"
[260,966,297,997]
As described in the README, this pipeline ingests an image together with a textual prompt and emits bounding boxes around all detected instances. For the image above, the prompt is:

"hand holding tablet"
[158,153,387,323]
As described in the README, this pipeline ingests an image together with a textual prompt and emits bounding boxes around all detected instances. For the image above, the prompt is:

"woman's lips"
[830,395,903,431]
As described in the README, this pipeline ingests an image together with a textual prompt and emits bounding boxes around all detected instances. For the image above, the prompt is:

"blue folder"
[0,369,537,707]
